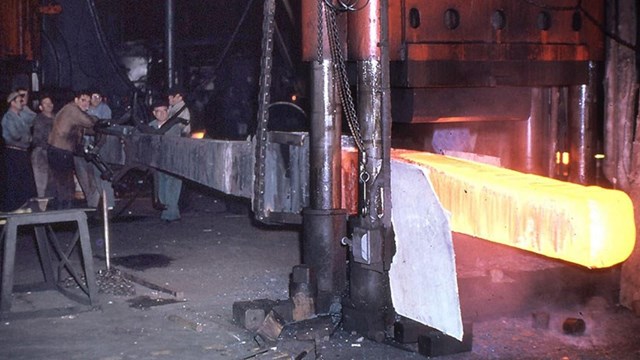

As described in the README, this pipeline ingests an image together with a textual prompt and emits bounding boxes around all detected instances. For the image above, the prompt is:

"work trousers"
[31,146,49,198]
[156,171,182,221]
[46,146,76,209]
[1,147,37,211]
[74,156,115,208]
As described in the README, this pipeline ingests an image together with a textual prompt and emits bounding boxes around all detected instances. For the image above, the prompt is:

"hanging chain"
[316,0,324,64]
[253,0,277,221]
[323,0,371,12]
[324,4,365,154]
[318,1,372,215]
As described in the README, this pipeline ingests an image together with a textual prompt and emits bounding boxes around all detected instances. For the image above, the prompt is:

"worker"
[16,87,37,123]
[87,89,112,119]
[46,89,103,209]
[31,94,56,198]
[167,86,191,137]
[74,88,115,210]
[1,91,37,211]
[149,99,184,222]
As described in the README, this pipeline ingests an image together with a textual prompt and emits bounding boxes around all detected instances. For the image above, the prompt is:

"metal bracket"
[343,225,383,265]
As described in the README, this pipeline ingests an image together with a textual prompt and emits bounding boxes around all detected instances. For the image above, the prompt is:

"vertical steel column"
[309,60,342,209]
[568,62,598,184]
[548,87,561,177]
[301,0,344,211]
[304,59,347,313]
[165,0,175,87]
[302,207,347,314]
[348,0,385,223]
[342,0,395,341]
[378,0,392,232]
[301,0,346,314]
[524,88,548,176]
[357,60,384,221]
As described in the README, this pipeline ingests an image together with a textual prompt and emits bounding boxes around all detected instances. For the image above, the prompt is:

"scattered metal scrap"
[95,268,135,296]
[62,264,183,300]
[126,295,184,309]
[233,296,337,359]
[118,269,184,298]
[61,268,135,297]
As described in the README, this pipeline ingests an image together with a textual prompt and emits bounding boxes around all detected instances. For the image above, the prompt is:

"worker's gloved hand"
[94,119,112,129]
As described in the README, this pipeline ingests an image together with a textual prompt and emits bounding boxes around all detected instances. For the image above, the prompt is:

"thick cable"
[39,29,61,86]
[196,0,257,91]
[86,0,137,92]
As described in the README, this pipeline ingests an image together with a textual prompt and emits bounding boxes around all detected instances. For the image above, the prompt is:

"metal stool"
[0,208,97,318]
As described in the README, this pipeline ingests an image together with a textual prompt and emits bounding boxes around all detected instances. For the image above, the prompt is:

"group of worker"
[1,86,191,223]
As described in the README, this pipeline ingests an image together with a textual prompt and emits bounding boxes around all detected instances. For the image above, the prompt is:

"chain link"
[316,0,324,64]
[319,0,371,215]
[324,5,365,154]
[253,0,277,221]
[323,0,371,12]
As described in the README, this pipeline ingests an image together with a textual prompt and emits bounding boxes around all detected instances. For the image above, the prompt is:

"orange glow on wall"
[190,131,205,139]
[392,150,636,269]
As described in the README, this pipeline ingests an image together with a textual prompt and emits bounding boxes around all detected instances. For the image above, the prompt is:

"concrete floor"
[1,187,640,359]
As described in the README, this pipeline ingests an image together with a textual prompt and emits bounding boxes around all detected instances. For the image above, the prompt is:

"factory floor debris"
[1,187,640,360]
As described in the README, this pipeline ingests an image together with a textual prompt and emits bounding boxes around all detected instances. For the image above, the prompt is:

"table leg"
[34,225,56,285]
[76,215,97,306]
[1,222,18,312]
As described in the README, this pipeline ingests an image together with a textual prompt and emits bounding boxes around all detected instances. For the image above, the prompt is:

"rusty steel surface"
[301,0,347,61]
[393,59,593,87]
[383,1,605,87]
[341,145,359,215]
[379,1,607,179]
[347,0,381,60]
[568,63,598,185]
[523,87,551,176]
[394,0,604,62]
[310,60,343,210]
[391,87,532,123]
[357,59,386,222]
[0,0,40,60]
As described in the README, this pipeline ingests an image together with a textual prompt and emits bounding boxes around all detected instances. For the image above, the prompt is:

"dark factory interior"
[1,0,640,359]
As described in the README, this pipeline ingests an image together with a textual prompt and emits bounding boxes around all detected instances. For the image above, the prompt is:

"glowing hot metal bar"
[392,150,636,269]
